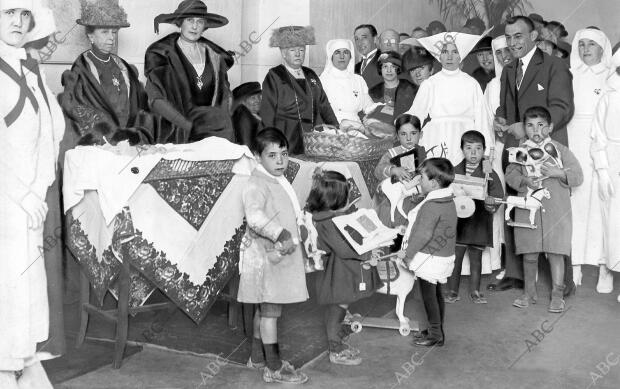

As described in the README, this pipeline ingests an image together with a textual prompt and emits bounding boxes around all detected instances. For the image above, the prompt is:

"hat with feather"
[76,0,130,28]
[269,26,315,48]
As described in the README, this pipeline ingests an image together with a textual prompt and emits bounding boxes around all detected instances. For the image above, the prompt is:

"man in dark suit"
[354,24,383,89]
[489,15,575,295]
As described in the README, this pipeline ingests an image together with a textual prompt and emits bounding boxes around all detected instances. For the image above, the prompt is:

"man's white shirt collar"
[362,48,378,61]
[519,46,537,74]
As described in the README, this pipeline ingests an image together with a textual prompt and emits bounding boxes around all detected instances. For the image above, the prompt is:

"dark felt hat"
[402,48,433,71]
[471,36,493,53]
[464,17,486,32]
[233,82,261,101]
[426,20,447,34]
[154,0,228,33]
[529,13,544,24]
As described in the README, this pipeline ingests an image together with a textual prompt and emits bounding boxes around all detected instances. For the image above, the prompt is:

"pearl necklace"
[89,50,111,63]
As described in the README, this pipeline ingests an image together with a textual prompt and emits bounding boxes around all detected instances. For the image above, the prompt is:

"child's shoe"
[514,260,538,308]
[444,291,460,304]
[512,294,536,308]
[548,285,565,313]
[247,357,266,369]
[262,360,309,384]
[470,291,487,304]
[329,348,362,366]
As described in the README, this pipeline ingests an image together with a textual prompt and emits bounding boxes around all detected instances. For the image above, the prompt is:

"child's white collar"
[425,186,454,200]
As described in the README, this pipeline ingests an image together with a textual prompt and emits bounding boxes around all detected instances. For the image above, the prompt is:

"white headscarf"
[491,35,508,77]
[321,39,355,79]
[0,0,56,47]
[570,28,613,73]
[416,28,493,63]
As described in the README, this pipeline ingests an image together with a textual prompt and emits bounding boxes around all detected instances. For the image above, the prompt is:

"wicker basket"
[303,127,395,161]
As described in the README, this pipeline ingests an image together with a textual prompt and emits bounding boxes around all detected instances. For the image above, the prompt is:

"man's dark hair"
[354,24,378,37]
[254,127,289,155]
[460,130,486,150]
[523,106,552,125]
[419,158,455,188]
[505,15,535,33]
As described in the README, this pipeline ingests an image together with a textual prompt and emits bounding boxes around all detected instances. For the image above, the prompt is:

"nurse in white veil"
[566,28,614,290]
[319,39,374,126]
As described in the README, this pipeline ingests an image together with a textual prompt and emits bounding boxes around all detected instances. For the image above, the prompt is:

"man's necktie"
[516,59,524,89]
[361,56,368,73]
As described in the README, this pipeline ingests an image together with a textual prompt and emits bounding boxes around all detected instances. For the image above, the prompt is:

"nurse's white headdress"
[416,27,493,63]
[570,28,613,72]
[491,35,508,77]
[322,39,355,76]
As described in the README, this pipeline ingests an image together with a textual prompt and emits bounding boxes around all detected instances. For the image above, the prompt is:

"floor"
[50,265,620,389]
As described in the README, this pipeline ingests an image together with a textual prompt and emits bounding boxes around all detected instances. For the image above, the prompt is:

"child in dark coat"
[446,131,504,304]
[397,158,457,347]
[307,170,383,366]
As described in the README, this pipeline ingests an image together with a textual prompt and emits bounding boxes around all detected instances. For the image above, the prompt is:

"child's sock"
[250,336,265,364]
[263,343,282,371]
[326,305,347,352]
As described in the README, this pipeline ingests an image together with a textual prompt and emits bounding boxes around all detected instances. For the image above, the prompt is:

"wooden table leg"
[113,250,130,369]
[76,270,90,348]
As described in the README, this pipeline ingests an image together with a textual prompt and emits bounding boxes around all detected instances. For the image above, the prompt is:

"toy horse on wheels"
[494,187,551,229]
[344,250,418,337]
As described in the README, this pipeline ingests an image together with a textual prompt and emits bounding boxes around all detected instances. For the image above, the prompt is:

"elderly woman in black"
[260,26,338,154]
[60,0,153,146]
[232,81,262,148]
[146,0,234,143]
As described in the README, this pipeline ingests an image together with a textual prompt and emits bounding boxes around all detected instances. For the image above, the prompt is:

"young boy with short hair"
[237,128,309,384]
[397,158,457,347]
[446,130,504,304]
[506,106,583,313]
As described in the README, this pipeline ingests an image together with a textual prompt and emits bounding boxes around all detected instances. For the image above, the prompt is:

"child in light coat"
[237,128,309,384]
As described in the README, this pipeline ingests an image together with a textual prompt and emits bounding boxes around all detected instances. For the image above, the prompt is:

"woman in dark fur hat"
[145,0,234,144]
[59,0,155,147]
[260,26,338,154]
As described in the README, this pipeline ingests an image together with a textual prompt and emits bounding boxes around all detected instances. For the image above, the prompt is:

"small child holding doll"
[237,128,309,384]
[446,130,504,304]
[506,106,583,313]
[307,170,382,365]
[397,158,457,347]
[374,114,427,248]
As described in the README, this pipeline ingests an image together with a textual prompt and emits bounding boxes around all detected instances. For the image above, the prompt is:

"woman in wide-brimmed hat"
[231,81,262,148]
[259,26,338,154]
[145,0,234,144]
[59,0,155,146]
[0,0,65,387]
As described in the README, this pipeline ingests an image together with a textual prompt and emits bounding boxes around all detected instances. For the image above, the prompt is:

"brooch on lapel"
[594,88,601,95]
[537,83,544,91]
[310,78,317,87]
